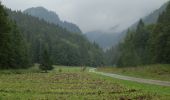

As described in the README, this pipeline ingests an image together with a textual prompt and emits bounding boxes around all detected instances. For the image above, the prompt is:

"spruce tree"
[116,20,151,67]
[0,2,11,68]
[39,46,53,72]
[151,2,170,63]
[0,2,30,69]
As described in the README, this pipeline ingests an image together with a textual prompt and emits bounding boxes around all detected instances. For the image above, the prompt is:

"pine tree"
[0,2,30,69]
[117,30,140,67]
[0,3,30,69]
[134,19,150,65]
[7,6,105,67]
[0,2,11,68]
[116,20,151,67]
[151,2,170,63]
[39,45,53,72]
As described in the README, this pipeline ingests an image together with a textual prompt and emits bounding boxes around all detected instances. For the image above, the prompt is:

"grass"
[97,64,170,81]
[92,73,170,99]
[0,65,169,99]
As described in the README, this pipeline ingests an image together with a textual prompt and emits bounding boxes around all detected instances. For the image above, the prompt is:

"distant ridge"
[24,7,82,33]
[129,2,168,30]
[85,1,169,49]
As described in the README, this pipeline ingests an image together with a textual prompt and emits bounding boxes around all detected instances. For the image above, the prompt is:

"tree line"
[2,1,170,69]
[0,2,30,69]
[0,2,105,70]
[106,2,170,67]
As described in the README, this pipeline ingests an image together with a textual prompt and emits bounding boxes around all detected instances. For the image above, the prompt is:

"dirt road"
[89,68,170,86]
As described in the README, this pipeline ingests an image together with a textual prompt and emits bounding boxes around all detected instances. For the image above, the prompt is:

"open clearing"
[0,66,170,100]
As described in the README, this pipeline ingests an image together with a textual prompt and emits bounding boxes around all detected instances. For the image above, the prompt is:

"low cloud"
[1,0,169,32]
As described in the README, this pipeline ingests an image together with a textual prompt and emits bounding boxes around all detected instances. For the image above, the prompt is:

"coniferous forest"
[1,1,170,68]
[0,1,170,99]
[0,3,30,69]
[0,2,105,69]
[106,2,170,67]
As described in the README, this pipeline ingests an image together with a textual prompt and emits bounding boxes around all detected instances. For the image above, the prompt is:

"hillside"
[7,9,105,67]
[24,7,82,33]
[1,1,170,100]
[129,2,168,30]
[85,2,168,49]
[107,2,170,67]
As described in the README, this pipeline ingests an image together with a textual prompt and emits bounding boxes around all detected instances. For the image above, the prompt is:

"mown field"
[0,65,170,100]
[97,64,170,81]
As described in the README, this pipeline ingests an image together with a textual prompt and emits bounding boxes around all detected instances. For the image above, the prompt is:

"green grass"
[0,65,169,99]
[97,64,170,81]
[91,73,170,99]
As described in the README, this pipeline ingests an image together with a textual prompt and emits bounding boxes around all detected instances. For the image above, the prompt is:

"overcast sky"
[1,0,169,32]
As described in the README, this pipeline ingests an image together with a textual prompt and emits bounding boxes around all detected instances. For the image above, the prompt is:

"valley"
[0,0,170,100]
[0,66,170,100]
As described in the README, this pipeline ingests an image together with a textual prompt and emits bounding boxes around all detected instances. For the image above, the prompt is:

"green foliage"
[150,2,170,64]
[24,7,82,33]
[0,2,105,69]
[6,8,105,67]
[39,46,53,72]
[115,21,151,67]
[0,2,30,69]
[107,2,170,67]
[58,68,62,73]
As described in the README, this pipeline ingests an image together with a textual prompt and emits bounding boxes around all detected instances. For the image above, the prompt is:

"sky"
[1,0,169,33]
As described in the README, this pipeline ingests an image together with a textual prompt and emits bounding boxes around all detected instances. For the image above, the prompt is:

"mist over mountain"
[85,29,123,49]
[24,7,82,33]
[129,2,168,30]
[86,1,169,49]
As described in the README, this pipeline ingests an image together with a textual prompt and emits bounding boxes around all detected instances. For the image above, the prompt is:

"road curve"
[89,68,170,87]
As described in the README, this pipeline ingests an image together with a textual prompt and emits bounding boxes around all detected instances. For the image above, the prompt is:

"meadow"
[97,64,170,81]
[0,65,170,100]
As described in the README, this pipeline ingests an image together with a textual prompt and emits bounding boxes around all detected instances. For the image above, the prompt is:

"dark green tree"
[39,45,53,72]
[105,2,170,67]
[7,6,105,67]
[133,19,150,65]
[0,2,30,69]
[117,30,141,67]
[150,2,170,63]
[116,20,151,67]
[0,2,12,68]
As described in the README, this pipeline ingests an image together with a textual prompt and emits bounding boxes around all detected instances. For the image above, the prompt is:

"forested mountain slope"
[24,7,82,33]
[106,2,170,67]
[86,2,169,49]
[7,9,105,67]
[129,2,168,30]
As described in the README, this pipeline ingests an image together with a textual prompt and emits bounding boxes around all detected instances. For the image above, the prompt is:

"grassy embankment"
[0,65,169,99]
[97,64,170,81]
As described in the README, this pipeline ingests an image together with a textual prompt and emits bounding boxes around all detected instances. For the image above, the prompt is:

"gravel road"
[89,68,170,86]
